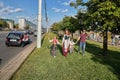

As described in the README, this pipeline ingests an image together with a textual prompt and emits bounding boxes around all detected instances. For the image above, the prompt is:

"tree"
[70,0,120,55]
[110,0,120,34]
[86,0,120,55]
[51,22,61,31]
[14,24,19,29]
[51,16,80,34]
[70,0,89,31]
[0,19,3,27]
[25,24,30,30]
[60,16,80,34]
[70,0,83,11]
[0,19,9,28]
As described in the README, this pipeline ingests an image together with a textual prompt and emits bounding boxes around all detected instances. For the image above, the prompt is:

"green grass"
[11,32,120,80]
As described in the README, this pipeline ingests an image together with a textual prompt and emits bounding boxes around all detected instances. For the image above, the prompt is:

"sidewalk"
[0,41,36,80]
[0,31,9,34]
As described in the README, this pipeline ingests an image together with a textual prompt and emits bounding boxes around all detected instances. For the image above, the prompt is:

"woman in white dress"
[62,30,70,57]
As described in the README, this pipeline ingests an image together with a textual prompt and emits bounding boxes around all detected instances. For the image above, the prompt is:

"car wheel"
[6,44,10,47]
[6,45,10,47]
[27,39,30,44]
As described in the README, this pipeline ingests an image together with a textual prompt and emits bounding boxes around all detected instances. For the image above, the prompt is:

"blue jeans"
[78,42,86,54]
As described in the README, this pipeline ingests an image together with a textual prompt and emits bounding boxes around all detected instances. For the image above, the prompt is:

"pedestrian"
[111,34,115,46]
[69,37,75,54]
[115,35,119,46]
[76,30,87,56]
[99,32,102,42]
[49,36,60,58]
[62,30,70,57]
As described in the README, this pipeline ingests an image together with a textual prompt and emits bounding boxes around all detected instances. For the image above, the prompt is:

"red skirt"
[62,47,69,57]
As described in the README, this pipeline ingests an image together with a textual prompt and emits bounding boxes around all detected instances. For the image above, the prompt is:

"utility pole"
[44,0,49,32]
[37,0,42,48]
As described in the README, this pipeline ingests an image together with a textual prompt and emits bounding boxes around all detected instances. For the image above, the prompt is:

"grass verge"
[11,32,120,80]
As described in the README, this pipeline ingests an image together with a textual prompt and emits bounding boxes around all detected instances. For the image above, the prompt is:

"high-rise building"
[18,18,26,30]
[18,18,37,30]
[6,20,14,30]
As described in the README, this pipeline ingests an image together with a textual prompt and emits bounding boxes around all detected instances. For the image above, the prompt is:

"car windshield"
[8,33,21,39]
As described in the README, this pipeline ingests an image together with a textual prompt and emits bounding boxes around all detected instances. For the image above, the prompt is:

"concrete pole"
[37,0,42,48]
[47,22,49,32]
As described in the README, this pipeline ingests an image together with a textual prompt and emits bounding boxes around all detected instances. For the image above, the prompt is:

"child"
[69,38,75,53]
[49,36,60,58]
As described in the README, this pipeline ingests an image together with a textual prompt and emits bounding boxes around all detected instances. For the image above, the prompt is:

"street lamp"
[37,0,42,48]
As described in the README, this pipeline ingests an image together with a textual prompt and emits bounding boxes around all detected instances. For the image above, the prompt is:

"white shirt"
[62,34,70,49]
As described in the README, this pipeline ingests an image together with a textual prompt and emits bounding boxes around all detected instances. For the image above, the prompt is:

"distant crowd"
[87,31,120,46]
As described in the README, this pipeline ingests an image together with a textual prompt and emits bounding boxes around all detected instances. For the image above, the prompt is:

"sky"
[0,0,88,28]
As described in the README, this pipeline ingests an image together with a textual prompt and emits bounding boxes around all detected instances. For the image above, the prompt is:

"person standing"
[76,30,87,56]
[69,37,75,53]
[111,34,115,46]
[49,36,60,58]
[62,30,70,57]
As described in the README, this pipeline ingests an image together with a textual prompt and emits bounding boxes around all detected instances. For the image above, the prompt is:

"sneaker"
[53,56,56,58]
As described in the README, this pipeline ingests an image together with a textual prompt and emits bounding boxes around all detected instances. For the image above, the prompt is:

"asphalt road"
[0,32,36,68]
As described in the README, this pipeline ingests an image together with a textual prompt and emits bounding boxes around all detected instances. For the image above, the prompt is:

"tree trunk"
[103,27,108,56]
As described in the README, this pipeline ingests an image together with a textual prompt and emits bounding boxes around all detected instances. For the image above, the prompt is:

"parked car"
[28,30,33,34]
[5,31,30,47]
[33,30,37,37]
[33,31,45,37]
[0,27,2,31]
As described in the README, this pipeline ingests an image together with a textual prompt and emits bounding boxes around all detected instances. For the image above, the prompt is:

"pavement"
[0,40,37,80]
[0,31,9,34]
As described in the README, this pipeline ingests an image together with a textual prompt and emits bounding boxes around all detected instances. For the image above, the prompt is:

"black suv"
[5,31,30,47]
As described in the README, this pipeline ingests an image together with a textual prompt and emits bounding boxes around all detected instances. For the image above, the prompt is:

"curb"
[0,40,37,80]
[0,31,9,34]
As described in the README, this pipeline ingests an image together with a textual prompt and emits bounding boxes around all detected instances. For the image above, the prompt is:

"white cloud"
[1,6,13,14]
[62,2,69,6]
[61,9,68,13]
[14,8,23,13]
[52,8,61,13]
[16,16,30,19]
[52,8,68,13]
[61,0,75,6]
[0,1,23,17]
[0,7,23,15]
